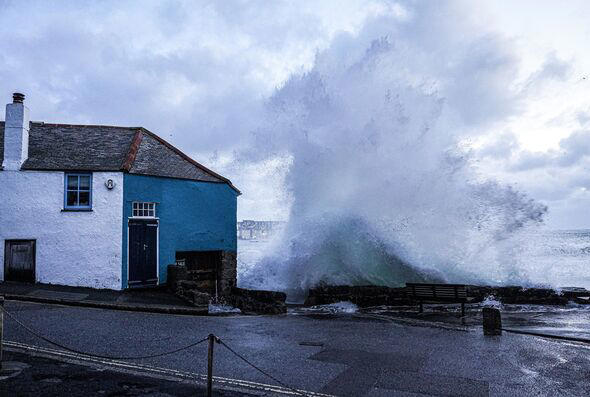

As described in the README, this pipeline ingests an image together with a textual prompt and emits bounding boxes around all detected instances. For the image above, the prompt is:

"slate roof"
[0,121,240,194]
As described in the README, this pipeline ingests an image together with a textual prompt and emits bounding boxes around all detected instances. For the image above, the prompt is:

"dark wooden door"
[128,220,158,286]
[4,240,36,282]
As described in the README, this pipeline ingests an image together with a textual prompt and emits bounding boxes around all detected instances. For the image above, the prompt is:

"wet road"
[3,301,590,396]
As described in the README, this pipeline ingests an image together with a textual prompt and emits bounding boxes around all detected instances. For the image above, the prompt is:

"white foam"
[312,301,359,314]
[208,303,241,314]
[236,4,589,296]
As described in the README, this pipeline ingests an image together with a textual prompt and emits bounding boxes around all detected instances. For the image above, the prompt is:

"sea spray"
[237,3,559,296]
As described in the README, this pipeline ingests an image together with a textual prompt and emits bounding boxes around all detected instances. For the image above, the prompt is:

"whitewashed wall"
[0,170,123,289]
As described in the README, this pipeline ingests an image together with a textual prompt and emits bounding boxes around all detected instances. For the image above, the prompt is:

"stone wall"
[305,285,411,307]
[227,287,287,314]
[168,262,287,314]
[168,249,237,305]
[466,285,590,305]
[305,284,590,307]
[219,251,237,296]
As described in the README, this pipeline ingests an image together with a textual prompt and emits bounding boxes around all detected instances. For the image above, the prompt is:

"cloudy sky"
[1,0,590,229]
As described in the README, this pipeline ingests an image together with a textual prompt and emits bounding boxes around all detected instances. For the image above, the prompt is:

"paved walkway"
[0,281,207,315]
[3,300,590,396]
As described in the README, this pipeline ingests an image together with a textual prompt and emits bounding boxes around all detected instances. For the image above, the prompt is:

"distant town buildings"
[238,220,286,240]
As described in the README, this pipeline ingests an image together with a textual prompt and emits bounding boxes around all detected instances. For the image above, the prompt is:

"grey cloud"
[533,52,571,81]
[510,151,554,172]
[508,130,590,171]
[477,132,519,159]
[557,130,590,166]
[576,111,590,126]
[0,0,356,157]
[522,52,572,94]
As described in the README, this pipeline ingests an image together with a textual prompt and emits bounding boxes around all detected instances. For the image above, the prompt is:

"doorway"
[128,219,158,287]
[4,240,36,282]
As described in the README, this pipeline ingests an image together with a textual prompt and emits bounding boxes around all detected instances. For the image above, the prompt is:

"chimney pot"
[3,92,30,170]
[12,92,25,103]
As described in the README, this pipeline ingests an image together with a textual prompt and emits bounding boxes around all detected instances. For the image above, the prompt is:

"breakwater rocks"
[305,284,590,307]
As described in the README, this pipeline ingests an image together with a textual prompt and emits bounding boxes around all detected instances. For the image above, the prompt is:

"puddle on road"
[289,301,590,339]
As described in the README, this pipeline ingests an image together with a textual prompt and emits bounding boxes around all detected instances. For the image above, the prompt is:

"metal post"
[0,296,4,370]
[207,333,215,397]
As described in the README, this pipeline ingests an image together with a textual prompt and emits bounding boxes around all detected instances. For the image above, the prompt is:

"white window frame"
[132,202,157,218]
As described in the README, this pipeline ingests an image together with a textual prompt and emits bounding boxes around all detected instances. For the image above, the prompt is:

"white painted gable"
[0,170,124,289]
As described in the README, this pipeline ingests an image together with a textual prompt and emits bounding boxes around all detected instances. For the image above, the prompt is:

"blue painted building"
[1,92,240,291]
[122,174,238,289]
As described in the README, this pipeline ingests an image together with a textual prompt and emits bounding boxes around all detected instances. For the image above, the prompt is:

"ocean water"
[238,233,590,338]
[237,229,590,292]
[519,229,590,290]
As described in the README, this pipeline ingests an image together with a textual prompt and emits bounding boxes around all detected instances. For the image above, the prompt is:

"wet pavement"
[0,281,207,315]
[345,302,590,340]
[2,300,590,396]
[0,350,256,396]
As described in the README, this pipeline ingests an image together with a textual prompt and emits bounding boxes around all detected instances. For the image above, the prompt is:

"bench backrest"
[406,283,467,301]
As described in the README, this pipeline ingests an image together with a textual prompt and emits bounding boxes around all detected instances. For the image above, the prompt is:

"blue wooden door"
[128,220,158,286]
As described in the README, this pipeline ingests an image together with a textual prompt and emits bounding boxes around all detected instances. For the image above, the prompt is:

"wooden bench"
[406,283,468,317]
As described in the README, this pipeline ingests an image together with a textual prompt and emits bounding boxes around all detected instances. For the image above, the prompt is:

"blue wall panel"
[122,174,237,288]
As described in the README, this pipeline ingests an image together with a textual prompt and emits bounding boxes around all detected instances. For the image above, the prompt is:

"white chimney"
[2,92,30,170]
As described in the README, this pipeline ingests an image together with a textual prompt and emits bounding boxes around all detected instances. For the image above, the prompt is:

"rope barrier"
[0,305,209,360]
[1,304,316,395]
[218,338,309,396]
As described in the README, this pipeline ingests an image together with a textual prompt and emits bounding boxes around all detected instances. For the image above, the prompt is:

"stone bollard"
[482,307,502,336]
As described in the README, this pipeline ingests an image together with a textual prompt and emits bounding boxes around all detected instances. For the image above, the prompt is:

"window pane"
[67,191,78,206]
[79,192,90,206]
[79,176,90,190]
[67,175,78,189]
[132,202,156,217]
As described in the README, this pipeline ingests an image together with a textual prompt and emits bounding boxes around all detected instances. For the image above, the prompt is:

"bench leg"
[419,301,423,313]
[461,303,465,317]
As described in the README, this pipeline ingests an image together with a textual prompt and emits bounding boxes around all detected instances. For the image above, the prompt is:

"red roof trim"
[120,129,143,171]
[138,128,241,195]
